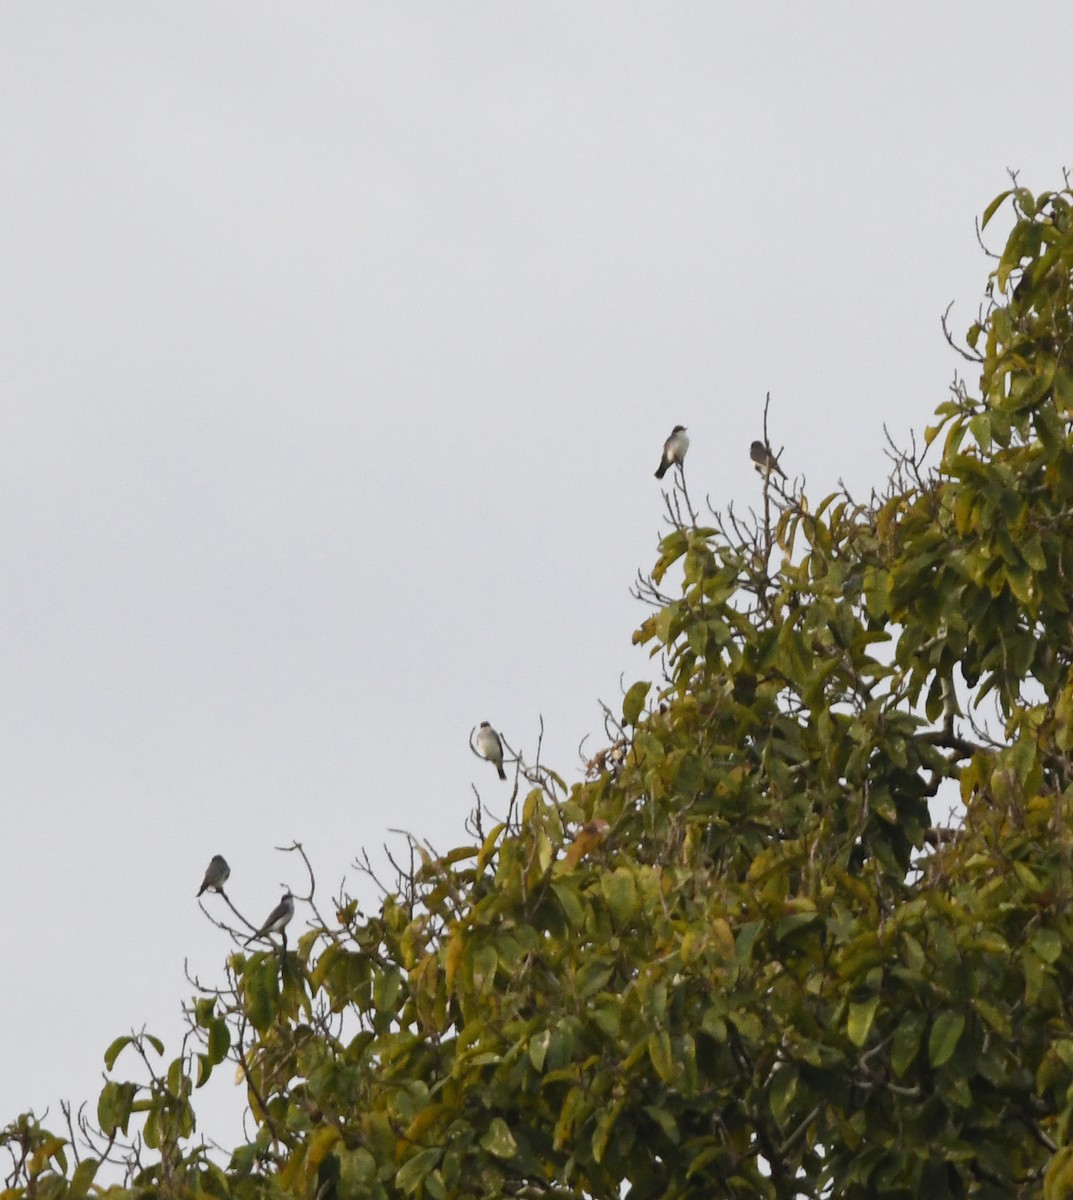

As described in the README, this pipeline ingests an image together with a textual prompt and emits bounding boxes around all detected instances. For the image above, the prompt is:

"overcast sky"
[1,1,1070,1159]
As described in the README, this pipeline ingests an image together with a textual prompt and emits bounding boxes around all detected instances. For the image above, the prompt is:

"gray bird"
[477,721,507,781]
[244,891,294,945]
[197,854,230,897]
[750,440,787,479]
[655,425,689,479]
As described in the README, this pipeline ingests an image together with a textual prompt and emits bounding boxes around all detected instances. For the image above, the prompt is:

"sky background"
[1,1,1071,1160]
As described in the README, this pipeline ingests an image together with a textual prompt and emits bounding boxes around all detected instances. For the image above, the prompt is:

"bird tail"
[497,763,507,781]
[196,886,206,897]
[654,462,668,479]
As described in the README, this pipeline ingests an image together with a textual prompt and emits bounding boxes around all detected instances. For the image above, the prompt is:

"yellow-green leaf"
[928,1010,965,1067]
[602,867,639,927]
[480,1117,518,1160]
[623,680,652,726]
[395,1148,442,1195]
[847,996,880,1048]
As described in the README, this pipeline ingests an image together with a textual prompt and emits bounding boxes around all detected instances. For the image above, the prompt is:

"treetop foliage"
[6,179,1073,1200]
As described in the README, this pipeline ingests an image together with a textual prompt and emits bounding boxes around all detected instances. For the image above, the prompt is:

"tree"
[5,178,1073,1200]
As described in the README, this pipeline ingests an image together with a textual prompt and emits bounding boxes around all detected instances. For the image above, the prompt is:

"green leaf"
[847,996,880,1048]
[553,1086,585,1151]
[673,753,706,797]
[245,957,279,1033]
[972,998,1011,1039]
[480,1117,518,1160]
[701,1008,727,1042]
[768,1064,799,1129]
[981,189,1013,229]
[395,1148,442,1195]
[643,1104,680,1144]
[103,1035,133,1071]
[374,965,404,1010]
[208,1018,231,1065]
[230,1144,258,1175]
[647,1030,675,1084]
[143,1108,159,1150]
[891,1012,925,1078]
[592,1098,626,1163]
[528,1030,551,1072]
[1054,365,1073,414]
[167,1056,185,1094]
[601,867,639,927]
[96,1083,116,1135]
[551,880,586,928]
[477,822,506,870]
[1020,532,1047,573]
[97,1081,137,1137]
[928,1010,966,1067]
[471,944,498,994]
[1032,928,1063,964]
[1024,946,1047,1007]
[68,1158,100,1200]
[1014,861,1044,893]
[734,921,762,968]
[968,413,992,453]
[576,958,615,998]
[727,1010,762,1041]
[590,995,622,1039]
[623,680,652,726]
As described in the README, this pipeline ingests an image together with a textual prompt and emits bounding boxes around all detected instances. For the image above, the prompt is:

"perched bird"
[244,892,294,946]
[750,439,787,479]
[196,854,230,897]
[477,721,507,781]
[655,425,689,479]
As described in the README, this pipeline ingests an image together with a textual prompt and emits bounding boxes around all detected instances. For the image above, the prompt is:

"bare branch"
[941,300,984,363]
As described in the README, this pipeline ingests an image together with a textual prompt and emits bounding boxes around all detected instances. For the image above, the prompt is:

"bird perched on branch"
[750,439,787,479]
[655,425,689,479]
[245,891,294,946]
[477,721,507,780]
[196,854,230,897]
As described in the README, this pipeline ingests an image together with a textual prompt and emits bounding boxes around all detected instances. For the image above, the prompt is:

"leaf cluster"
[6,181,1073,1200]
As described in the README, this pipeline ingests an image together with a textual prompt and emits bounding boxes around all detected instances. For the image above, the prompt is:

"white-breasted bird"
[244,892,294,945]
[750,439,787,479]
[197,854,230,897]
[477,721,507,781]
[655,425,689,479]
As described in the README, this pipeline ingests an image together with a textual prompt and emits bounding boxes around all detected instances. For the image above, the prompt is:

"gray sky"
[2,2,1070,1157]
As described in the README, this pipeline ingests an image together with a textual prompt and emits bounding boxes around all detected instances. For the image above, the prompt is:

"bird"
[477,721,507,780]
[196,854,230,897]
[244,892,294,946]
[655,425,689,479]
[750,439,787,479]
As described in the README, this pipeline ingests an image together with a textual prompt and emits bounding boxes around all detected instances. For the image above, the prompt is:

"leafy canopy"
[6,180,1073,1200]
